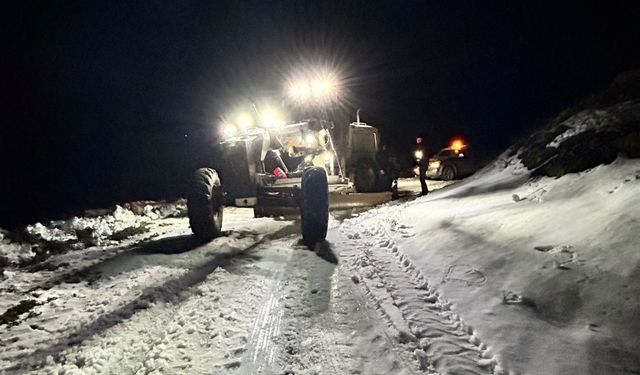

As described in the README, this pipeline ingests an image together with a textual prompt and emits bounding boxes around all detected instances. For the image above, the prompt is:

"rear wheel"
[376,170,393,192]
[187,168,223,240]
[441,165,456,181]
[300,166,329,248]
[354,159,378,193]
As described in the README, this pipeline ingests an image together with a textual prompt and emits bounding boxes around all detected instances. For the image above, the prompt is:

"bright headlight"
[288,81,311,102]
[312,77,336,98]
[222,124,238,138]
[286,68,341,104]
[414,150,424,160]
[236,112,254,131]
[259,107,284,128]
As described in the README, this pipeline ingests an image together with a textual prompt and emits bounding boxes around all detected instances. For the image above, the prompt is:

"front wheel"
[300,166,329,248]
[187,168,223,240]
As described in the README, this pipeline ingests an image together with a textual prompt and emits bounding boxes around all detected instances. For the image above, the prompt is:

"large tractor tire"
[300,166,329,248]
[187,168,223,240]
[354,158,378,193]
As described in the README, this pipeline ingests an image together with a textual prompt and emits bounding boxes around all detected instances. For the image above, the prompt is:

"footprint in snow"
[534,245,576,269]
[441,264,486,286]
[502,290,537,309]
[608,171,640,194]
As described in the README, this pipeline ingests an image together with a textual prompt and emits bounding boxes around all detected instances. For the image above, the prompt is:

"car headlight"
[414,150,424,160]
[429,160,441,169]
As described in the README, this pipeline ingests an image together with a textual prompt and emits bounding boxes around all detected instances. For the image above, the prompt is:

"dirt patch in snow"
[0,299,39,327]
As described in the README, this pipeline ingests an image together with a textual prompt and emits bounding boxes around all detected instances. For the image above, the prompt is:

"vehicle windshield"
[436,149,458,158]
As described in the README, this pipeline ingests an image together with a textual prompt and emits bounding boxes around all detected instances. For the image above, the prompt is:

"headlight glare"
[222,124,238,138]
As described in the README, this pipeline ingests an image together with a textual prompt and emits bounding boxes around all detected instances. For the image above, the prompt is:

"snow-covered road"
[2,164,639,375]
[0,207,451,375]
[0,180,456,375]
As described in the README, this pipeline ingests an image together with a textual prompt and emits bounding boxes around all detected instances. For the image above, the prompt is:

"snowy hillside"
[514,76,640,177]
[341,156,640,374]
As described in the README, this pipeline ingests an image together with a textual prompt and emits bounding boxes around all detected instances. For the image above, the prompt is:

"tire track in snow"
[239,235,417,375]
[29,249,271,374]
[237,237,291,375]
[7,220,292,374]
[340,209,502,375]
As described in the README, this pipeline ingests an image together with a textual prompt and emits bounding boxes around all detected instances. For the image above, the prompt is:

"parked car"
[424,142,478,180]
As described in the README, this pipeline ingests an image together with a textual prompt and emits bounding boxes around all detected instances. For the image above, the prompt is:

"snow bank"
[343,156,640,374]
[0,230,35,266]
[0,201,186,266]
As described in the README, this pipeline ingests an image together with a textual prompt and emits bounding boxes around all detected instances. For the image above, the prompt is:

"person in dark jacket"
[415,136,429,196]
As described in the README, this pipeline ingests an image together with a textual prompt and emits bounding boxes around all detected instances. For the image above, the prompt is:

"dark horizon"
[4,0,640,227]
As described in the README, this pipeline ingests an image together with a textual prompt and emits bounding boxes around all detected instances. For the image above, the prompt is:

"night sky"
[4,1,640,227]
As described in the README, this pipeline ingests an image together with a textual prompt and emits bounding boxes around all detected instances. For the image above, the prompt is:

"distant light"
[414,150,424,160]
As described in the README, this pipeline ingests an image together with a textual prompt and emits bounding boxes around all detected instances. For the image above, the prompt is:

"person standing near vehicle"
[415,136,429,196]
